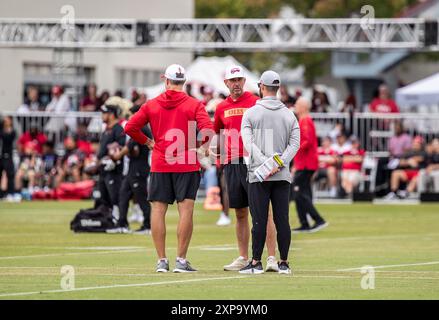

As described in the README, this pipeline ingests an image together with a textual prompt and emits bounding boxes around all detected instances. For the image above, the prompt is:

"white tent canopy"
[140,56,261,99]
[396,73,439,107]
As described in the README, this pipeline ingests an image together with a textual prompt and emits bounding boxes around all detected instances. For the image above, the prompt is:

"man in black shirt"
[0,116,16,199]
[97,104,126,219]
[418,139,439,193]
[107,106,153,234]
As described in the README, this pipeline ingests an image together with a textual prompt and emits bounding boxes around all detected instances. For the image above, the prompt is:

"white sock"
[176,257,186,264]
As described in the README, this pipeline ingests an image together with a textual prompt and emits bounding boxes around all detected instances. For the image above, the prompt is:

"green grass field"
[0,201,438,300]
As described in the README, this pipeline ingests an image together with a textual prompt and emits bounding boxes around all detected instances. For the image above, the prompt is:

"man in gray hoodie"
[240,70,300,275]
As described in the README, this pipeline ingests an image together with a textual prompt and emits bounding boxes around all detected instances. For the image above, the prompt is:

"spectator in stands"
[55,136,86,187]
[369,84,399,113]
[17,86,42,113]
[185,83,194,98]
[75,123,93,156]
[340,93,357,113]
[18,125,47,155]
[46,86,71,113]
[315,136,338,197]
[80,83,100,112]
[311,87,330,112]
[0,116,16,200]
[37,141,58,190]
[418,139,439,193]
[384,136,426,199]
[389,121,412,158]
[114,89,124,98]
[201,86,214,105]
[328,123,346,143]
[15,144,41,198]
[280,85,296,108]
[133,93,147,109]
[130,89,140,103]
[99,91,110,105]
[331,130,352,156]
[45,86,71,136]
[340,136,365,195]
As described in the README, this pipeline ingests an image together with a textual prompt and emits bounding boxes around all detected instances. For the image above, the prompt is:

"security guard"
[97,102,126,220]
[107,105,153,234]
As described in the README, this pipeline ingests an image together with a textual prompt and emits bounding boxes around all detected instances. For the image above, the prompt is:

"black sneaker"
[133,226,151,235]
[239,261,264,274]
[309,221,329,233]
[291,225,311,234]
[278,261,292,275]
[173,259,198,273]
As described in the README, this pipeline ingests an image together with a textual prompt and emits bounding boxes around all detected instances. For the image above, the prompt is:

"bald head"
[294,97,311,117]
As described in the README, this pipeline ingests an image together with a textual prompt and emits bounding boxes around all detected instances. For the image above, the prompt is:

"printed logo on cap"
[176,67,184,79]
[231,67,241,74]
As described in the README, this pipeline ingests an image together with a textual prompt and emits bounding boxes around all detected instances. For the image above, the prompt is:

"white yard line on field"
[0,249,145,260]
[0,275,246,298]
[338,261,439,271]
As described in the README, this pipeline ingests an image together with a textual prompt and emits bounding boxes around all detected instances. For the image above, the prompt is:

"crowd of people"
[1,72,437,205]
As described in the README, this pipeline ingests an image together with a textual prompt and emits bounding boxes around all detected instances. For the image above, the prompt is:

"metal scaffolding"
[0,18,437,51]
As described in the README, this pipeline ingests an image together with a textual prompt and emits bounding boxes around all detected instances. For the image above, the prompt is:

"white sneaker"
[216,212,231,226]
[13,193,22,202]
[265,256,279,272]
[128,204,144,223]
[329,187,337,198]
[106,227,131,234]
[224,256,249,271]
[384,192,397,200]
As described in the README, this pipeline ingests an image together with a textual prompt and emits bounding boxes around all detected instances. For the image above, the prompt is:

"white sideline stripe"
[0,276,246,298]
[0,249,144,260]
[294,233,439,243]
[338,261,439,271]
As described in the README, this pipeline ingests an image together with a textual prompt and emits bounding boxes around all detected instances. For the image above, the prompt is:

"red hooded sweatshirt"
[124,90,214,173]
[214,91,258,164]
[294,115,319,171]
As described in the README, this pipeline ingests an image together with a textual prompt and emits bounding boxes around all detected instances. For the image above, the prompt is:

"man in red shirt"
[214,65,278,272]
[292,97,328,233]
[125,64,214,273]
[369,84,399,113]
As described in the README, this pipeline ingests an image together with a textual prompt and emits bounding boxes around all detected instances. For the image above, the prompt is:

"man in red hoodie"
[292,97,328,233]
[124,64,214,273]
[214,65,278,272]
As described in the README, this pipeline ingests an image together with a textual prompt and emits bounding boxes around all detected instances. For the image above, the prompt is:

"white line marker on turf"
[0,249,144,260]
[339,261,439,271]
[0,276,246,298]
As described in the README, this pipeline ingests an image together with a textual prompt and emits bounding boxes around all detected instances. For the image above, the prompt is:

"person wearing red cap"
[214,65,278,272]
[292,97,328,233]
[125,64,214,273]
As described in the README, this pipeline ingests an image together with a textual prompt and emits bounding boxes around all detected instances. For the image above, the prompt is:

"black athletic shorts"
[148,171,201,204]
[223,161,249,209]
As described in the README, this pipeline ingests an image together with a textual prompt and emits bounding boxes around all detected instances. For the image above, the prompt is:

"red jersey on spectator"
[294,115,319,171]
[369,98,399,113]
[214,91,258,164]
[317,147,336,169]
[124,90,214,173]
[18,132,47,154]
[342,149,365,171]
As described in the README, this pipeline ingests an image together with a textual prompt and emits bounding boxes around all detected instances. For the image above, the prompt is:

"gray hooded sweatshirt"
[241,96,300,183]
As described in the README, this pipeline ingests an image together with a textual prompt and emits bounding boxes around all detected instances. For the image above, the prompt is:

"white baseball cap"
[259,70,281,87]
[225,65,245,80]
[163,64,186,81]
